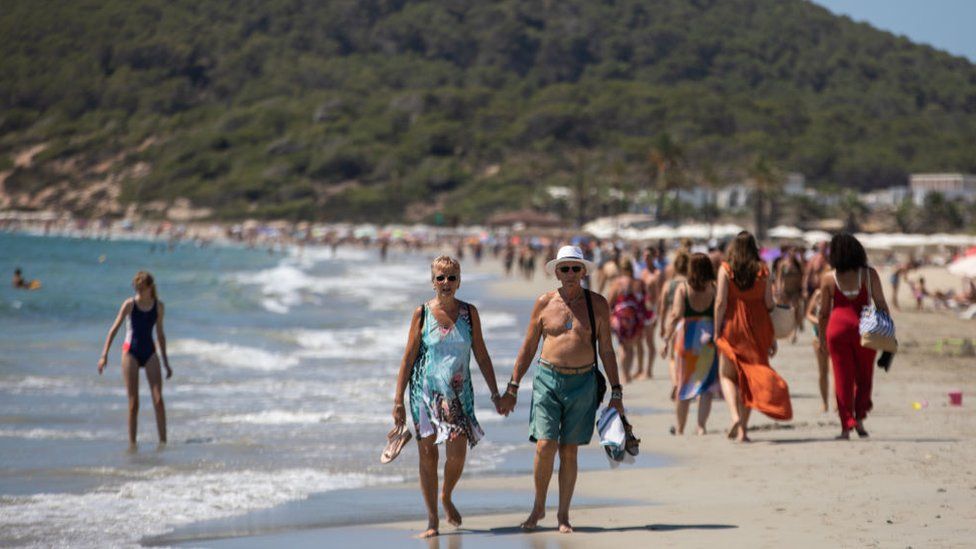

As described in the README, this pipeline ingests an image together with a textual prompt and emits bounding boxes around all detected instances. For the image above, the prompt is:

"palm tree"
[747,156,782,242]
[648,133,684,222]
[837,190,868,232]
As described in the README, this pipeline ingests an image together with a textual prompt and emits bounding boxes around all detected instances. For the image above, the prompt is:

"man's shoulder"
[585,290,610,311]
[536,291,557,306]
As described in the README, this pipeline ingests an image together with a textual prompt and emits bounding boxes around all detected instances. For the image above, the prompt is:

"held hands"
[496,393,517,416]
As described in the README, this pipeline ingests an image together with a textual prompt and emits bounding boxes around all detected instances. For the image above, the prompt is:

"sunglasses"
[435,274,458,282]
[559,266,583,273]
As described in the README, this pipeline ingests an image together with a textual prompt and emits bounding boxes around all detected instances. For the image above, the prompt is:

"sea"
[0,231,541,547]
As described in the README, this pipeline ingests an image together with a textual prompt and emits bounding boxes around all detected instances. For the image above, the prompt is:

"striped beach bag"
[859,268,898,352]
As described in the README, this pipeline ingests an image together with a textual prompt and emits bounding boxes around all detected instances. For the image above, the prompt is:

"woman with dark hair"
[715,232,793,442]
[663,253,719,435]
[818,233,889,439]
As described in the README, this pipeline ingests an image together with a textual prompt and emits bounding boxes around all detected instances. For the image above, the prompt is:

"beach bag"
[770,303,795,339]
[859,268,898,353]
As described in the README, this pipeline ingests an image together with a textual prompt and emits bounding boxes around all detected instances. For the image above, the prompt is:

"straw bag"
[771,303,795,339]
[859,268,898,353]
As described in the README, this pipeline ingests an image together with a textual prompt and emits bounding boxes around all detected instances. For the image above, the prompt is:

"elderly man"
[497,245,625,533]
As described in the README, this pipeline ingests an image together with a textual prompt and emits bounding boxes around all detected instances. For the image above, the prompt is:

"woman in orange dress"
[715,232,792,442]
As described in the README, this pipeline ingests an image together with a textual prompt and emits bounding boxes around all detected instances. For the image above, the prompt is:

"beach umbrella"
[948,255,976,278]
[769,225,804,239]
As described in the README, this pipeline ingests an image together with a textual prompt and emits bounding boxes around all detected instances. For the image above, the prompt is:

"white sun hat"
[545,245,597,275]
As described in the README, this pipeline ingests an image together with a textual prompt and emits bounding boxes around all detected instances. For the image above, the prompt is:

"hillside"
[1,0,975,222]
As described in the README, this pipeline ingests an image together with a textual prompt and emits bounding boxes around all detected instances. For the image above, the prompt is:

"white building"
[677,173,807,210]
[861,186,911,209]
[910,173,976,205]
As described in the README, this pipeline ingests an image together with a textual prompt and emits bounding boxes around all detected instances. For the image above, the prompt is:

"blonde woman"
[98,271,172,445]
[392,256,501,538]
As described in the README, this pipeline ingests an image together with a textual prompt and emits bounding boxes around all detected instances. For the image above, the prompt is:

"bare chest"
[540,300,591,340]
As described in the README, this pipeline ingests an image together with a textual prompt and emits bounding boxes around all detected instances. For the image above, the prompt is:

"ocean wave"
[168,339,299,371]
[0,468,400,548]
[0,376,108,397]
[0,428,114,441]
[475,311,518,333]
[230,257,429,314]
[216,410,335,425]
[291,325,407,361]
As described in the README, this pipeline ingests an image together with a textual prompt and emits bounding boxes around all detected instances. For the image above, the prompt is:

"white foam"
[0,428,114,441]
[168,339,299,371]
[476,311,518,333]
[0,376,107,396]
[231,257,429,313]
[216,410,335,425]
[291,325,408,361]
[0,468,399,548]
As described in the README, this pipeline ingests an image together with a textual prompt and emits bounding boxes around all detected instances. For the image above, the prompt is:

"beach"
[148,257,975,548]
[2,233,974,547]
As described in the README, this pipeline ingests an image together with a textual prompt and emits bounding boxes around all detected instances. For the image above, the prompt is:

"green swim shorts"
[528,360,598,445]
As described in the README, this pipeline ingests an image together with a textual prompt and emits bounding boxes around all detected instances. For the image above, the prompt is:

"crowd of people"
[383,230,913,537]
[10,218,971,538]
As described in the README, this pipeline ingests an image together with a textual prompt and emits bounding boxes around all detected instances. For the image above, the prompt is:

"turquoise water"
[0,232,534,546]
[0,231,665,547]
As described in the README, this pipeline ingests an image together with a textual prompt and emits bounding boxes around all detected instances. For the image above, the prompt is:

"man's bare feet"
[520,507,545,530]
[696,426,706,436]
[416,524,439,539]
[441,494,462,527]
[557,513,573,533]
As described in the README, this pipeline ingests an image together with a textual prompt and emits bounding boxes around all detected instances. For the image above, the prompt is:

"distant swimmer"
[12,268,41,290]
[97,271,172,446]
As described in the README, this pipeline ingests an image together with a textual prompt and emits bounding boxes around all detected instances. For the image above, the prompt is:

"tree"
[837,190,868,232]
[648,133,684,222]
[747,156,782,241]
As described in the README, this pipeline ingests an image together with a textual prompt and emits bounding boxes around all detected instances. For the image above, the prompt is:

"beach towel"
[676,316,720,401]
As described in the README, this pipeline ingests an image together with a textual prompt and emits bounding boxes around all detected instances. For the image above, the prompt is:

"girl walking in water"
[98,271,172,445]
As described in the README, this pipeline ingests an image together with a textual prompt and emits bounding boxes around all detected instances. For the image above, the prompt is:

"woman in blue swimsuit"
[392,256,502,538]
[98,271,172,445]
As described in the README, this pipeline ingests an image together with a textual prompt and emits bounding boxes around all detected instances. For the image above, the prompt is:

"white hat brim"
[545,257,596,275]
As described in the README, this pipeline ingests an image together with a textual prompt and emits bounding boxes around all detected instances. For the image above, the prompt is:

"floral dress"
[409,302,484,447]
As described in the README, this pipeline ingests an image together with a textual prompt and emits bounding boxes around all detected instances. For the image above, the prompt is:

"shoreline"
[146,255,975,547]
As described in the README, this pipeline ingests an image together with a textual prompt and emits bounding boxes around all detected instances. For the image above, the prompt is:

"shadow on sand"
[446,523,737,536]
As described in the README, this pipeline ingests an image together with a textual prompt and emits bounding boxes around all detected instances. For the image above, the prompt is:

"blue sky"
[812,0,976,62]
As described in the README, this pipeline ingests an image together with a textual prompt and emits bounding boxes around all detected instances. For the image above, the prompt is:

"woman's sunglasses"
[559,266,583,273]
[435,275,458,282]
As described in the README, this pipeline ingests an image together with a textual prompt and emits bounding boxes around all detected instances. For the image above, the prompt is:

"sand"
[164,258,976,548]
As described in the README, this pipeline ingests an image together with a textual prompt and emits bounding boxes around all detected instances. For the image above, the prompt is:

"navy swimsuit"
[123,299,157,367]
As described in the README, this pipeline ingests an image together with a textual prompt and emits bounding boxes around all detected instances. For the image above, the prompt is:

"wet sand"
[151,259,976,548]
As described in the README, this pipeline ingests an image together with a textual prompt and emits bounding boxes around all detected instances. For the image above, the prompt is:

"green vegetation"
[2,0,975,223]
